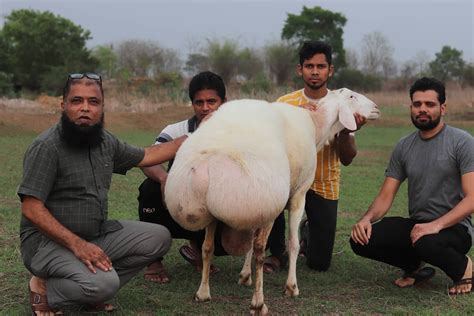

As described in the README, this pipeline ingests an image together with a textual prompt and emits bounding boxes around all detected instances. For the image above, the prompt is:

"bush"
[331,68,382,92]
[0,72,15,97]
[240,73,273,97]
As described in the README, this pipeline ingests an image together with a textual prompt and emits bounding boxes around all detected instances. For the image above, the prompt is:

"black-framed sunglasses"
[67,73,102,84]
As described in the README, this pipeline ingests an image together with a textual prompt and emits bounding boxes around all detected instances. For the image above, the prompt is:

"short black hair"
[409,77,446,104]
[63,77,104,100]
[299,41,333,65]
[188,71,226,101]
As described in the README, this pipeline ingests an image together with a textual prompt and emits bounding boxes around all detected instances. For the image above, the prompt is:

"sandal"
[29,285,63,315]
[179,245,220,274]
[144,260,170,284]
[263,253,288,273]
[449,277,473,295]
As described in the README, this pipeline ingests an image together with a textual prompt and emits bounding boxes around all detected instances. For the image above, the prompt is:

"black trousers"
[350,216,472,282]
[137,178,227,256]
[267,189,338,271]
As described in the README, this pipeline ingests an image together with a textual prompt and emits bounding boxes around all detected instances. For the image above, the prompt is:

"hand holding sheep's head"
[337,88,380,121]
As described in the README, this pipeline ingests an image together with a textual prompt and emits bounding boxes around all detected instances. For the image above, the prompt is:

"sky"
[1,0,473,65]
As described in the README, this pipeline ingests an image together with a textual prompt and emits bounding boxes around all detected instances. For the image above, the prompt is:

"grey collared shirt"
[18,122,145,266]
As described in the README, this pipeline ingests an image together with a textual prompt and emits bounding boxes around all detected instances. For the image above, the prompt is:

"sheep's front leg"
[238,244,253,286]
[194,220,217,302]
[285,191,306,297]
[250,225,272,316]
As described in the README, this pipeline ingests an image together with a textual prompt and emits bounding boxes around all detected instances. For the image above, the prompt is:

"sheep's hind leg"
[194,221,217,302]
[238,244,253,286]
[285,190,306,297]
[250,224,272,316]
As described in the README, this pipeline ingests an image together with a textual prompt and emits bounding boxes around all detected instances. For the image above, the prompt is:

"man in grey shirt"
[19,73,187,314]
[350,77,474,295]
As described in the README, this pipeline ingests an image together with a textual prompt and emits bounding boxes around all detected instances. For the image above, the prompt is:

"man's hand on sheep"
[340,112,367,134]
[299,103,317,111]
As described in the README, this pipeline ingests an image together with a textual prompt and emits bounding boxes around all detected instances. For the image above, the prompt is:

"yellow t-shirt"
[276,89,340,200]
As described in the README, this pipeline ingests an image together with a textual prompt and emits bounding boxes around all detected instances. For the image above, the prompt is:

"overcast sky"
[1,0,473,64]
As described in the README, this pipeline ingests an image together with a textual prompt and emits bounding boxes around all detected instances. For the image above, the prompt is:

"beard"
[304,77,328,91]
[411,113,442,131]
[60,112,104,148]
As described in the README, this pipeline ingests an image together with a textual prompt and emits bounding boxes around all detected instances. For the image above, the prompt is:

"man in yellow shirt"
[264,41,367,272]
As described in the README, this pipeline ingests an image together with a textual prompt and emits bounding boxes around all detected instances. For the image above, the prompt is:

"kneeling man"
[350,77,473,295]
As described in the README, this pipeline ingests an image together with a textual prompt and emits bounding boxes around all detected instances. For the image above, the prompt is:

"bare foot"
[30,276,47,295]
[144,260,170,284]
[393,266,435,288]
[394,275,416,288]
[449,256,472,295]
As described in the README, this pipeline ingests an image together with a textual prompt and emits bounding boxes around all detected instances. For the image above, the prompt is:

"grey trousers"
[29,220,171,309]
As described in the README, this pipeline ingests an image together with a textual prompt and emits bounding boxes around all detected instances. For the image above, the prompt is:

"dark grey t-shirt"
[385,124,474,235]
[18,122,145,267]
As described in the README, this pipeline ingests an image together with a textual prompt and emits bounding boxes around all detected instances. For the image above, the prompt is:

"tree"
[264,42,296,85]
[360,31,396,79]
[237,48,263,81]
[115,39,164,78]
[1,9,98,92]
[461,63,474,87]
[205,39,240,83]
[92,45,118,79]
[345,48,359,70]
[184,53,210,75]
[429,46,465,82]
[281,6,347,68]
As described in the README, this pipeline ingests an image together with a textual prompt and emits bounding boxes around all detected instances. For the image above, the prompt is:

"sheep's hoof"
[194,293,211,302]
[238,273,252,286]
[250,303,268,316]
[284,283,299,297]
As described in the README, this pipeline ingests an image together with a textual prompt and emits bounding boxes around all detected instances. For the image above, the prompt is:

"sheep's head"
[334,88,380,121]
[311,88,380,148]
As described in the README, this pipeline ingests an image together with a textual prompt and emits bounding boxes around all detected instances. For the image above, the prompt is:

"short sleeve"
[456,132,474,175]
[385,141,407,181]
[113,137,145,174]
[17,141,58,202]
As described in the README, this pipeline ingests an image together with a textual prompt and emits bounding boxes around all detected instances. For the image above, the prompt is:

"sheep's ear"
[338,104,357,131]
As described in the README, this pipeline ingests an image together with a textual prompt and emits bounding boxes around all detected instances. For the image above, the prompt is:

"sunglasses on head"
[67,73,102,83]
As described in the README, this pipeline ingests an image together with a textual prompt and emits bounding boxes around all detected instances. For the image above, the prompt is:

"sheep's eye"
[350,95,354,99]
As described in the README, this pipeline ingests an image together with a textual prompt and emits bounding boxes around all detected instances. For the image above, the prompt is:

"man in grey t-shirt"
[350,77,474,295]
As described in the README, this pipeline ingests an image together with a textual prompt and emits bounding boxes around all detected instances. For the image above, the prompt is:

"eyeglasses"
[67,73,102,84]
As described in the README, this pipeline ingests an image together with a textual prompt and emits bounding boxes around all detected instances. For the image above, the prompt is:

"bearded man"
[18,73,186,315]
[350,77,474,295]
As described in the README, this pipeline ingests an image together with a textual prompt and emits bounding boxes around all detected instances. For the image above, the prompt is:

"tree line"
[0,6,472,97]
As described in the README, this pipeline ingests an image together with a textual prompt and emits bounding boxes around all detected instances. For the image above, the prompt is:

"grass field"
[0,99,473,315]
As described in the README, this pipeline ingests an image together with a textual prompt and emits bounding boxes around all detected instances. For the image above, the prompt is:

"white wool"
[164,88,379,313]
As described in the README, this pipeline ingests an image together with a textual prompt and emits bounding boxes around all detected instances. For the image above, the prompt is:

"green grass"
[1,112,473,315]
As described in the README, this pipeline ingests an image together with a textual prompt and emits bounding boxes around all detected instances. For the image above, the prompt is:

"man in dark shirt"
[18,73,187,315]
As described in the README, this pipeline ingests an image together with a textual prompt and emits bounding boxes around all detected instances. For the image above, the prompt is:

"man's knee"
[413,236,439,258]
[306,256,331,271]
[141,223,172,259]
[78,270,120,303]
[350,237,368,257]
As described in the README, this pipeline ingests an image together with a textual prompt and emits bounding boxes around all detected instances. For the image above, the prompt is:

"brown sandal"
[29,285,63,315]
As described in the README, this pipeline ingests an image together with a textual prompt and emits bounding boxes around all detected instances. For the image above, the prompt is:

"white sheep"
[165,88,380,315]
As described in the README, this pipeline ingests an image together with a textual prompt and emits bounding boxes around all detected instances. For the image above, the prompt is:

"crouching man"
[19,73,186,315]
[350,77,474,295]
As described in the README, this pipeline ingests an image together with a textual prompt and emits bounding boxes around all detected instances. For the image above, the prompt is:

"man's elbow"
[340,151,357,166]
